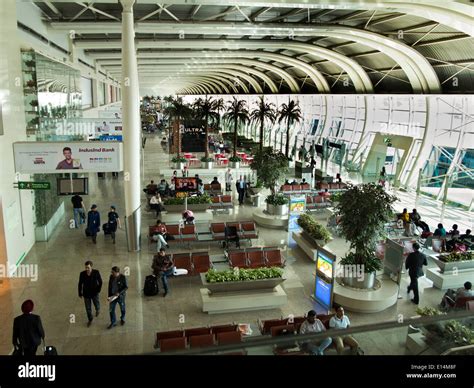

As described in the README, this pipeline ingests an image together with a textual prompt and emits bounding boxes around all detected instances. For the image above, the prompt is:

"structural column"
[121,0,141,251]
[92,60,100,108]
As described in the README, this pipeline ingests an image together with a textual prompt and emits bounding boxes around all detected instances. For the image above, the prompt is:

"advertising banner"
[288,195,306,248]
[313,247,336,312]
[13,141,123,173]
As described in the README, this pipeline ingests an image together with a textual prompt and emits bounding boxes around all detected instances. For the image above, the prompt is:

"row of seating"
[280,183,311,192]
[155,324,243,352]
[316,182,347,190]
[160,251,212,275]
[148,224,198,245]
[210,221,258,243]
[210,195,234,211]
[204,183,222,195]
[305,195,332,210]
[227,247,285,268]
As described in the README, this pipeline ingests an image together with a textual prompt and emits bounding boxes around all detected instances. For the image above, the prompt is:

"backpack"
[143,275,159,296]
[44,345,58,356]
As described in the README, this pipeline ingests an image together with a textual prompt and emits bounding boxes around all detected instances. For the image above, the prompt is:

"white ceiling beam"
[158,4,180,22]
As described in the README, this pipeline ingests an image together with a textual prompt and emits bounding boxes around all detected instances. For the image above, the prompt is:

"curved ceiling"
[34,0,474,95]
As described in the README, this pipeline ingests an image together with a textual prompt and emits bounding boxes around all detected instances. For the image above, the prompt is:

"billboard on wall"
[13,142,123,173]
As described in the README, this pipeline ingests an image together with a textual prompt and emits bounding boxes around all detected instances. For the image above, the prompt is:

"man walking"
[152,248,175,297]
[236,175,246,205]
[107,266,128,328]
[78,261,102,327]
[406,242,428,305]
[107,205,121,244]
[12,300,45,356]
[71,194,86,228]
[86,204,100,244]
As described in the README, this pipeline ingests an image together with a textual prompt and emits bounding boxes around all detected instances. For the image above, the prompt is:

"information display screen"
[314,276,332,308]
[317,250,334,280]
[175,177,197,192]
[57,178,88,195]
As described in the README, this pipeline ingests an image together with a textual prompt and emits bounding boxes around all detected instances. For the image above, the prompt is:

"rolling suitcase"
[103,223,111,235]
[44,344,58,356]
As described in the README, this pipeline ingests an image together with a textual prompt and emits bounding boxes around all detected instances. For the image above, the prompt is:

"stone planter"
[342,272,376,289]
[229,161,240,169]
[173,162,185,170]
[249,187,263,195]
[202,161,213,169]
[300,230,329,248]
[266,203,289,216]
[432,255,474,273]
[164,203,210,212]
[200,273,285,294]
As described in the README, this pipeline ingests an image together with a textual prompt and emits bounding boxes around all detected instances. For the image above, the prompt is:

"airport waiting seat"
[228,250,248,268]
[160,337,187,353]
[172,253,193,275]
[192,252,212,273]
[246,250,266,268]
[189,334,215,348]
[217,331,242,345]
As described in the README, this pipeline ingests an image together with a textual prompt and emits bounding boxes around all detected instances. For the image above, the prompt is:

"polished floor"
[0,134,470,355]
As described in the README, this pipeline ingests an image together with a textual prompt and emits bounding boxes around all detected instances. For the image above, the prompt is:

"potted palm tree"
[336,183,398,289]
[250,147,289,215]
[250,96,276,152]
[164,97,192,159]
[277,98,302,159]
[193,96,218,165]
[213,98,226,132]
[223,97,249,164]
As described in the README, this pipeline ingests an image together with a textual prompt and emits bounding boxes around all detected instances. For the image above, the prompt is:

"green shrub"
[416,307,445,316]
[339,251,382,273]
[229,156,242,162]
[265,193,289,206]
[200,156,213,162]
[439,251,473,263]
[297,213,332,244]
[171,156,187,163]
[163,194,212,206]
[205,267,283,283]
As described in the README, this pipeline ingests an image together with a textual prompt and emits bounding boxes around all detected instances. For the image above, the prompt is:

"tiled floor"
[0,133,470,355]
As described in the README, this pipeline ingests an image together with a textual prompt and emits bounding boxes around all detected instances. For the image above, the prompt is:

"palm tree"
[193,96,218,158]
[164,97,192,157]
[223,97,249,157]
[250,96,276,152]
[212,98,226,132]
[277,98,303,159]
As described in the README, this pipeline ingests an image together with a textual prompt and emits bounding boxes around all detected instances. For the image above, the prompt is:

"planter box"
[173,162,185,170]
[202,161,213,169]
[432,255,474,273]
[164,203,210,212]
[300,230,328,248]
[266,203,289,216]
[200,273,285,294]
[229,161,240,169]
[341,272,376,289]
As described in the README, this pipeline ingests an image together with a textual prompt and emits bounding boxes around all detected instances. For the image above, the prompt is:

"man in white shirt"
[329,306,359,355]
[299,310,332,355]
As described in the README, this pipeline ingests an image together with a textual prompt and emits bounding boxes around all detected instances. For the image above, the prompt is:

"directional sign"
[17,181,50,190]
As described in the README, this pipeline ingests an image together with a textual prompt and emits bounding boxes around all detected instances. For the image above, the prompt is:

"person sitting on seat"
[459,229,473,249]
[149,194,163,217]
[434,223,447,237]
[224,225,240,249]
[210,177,220,185]
[284,179,290,186]
[301,179,307,185]
[440,281,473,309]
[299,310,332,356]
[329,307,359,355]
[318,188,331,198]
[447,224,460,238]
[157,180,168,196]
[144,180,158,195]
[290,179,298,185]
[410,209,430,233]
[400,208,410,224]
[152,220,169,251]
[182,210,195,225]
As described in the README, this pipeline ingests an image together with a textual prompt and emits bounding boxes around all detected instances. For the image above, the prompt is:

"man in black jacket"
[12,300,45,356]
[78,261,103,327]
[107,266,128,329]
[406,242,428,305]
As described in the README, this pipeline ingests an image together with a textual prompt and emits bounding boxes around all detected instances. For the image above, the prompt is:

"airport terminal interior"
[0,0,473,357]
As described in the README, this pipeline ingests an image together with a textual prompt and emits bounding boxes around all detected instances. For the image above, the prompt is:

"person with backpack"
[107,266,128,329]
[86,205,100,244]
[78,260,103,327]
[106,206,121,244]
[12,300,45,356]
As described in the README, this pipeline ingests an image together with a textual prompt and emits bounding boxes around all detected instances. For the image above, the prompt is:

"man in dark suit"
[236,175,246,205]
[86,204,100,244]
[107,266,128,329]
[12,300,45,356]
[78,260,103,327]
[405,242,428,305]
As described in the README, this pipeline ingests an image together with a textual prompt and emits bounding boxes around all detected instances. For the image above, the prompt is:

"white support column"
[121,0,141,251]
[92,60,100,108]
[105,72,111,105]
[68,33,77,64]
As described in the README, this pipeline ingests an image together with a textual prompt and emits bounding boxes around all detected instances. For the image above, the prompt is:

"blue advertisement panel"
[287,195,306,248]
[312,246,336,311]
[315,276,332,309]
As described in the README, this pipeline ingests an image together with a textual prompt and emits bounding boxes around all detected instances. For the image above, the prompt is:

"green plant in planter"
[336,183,397,271]
[200,156,214,163]
[297,213,332,244]
[171,156,187,163]
[250,147,289,195]
[187,194,212,205]
[443,320,474,346]
[416,307,445,316]
[254,180,263,189]
[205,267,283,283]
[229,156,242,162]
[439,251,473,263]
[265,193,289,206]
[29,100,39,107]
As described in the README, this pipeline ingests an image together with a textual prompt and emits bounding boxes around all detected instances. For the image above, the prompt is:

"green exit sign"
[18,181,51,190]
